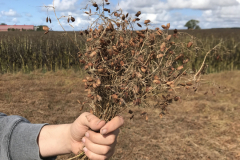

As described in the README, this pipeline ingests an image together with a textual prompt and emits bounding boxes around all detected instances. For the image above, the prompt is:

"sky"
[0,0,240,31]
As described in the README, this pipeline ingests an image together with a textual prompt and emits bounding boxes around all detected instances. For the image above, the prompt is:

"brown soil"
[1,69,240,160]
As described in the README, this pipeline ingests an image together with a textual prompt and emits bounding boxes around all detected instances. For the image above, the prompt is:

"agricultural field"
[0,28,240,75]
[0,69,240,159]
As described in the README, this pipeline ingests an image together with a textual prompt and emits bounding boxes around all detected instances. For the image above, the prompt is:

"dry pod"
[166,23,170,29]
[137,23,142,27]
[89,51,97,58]
[93,3,98,7]
[187,42,193,48]
[67,17,70,23]
[44,30,49,34]
[166,35,172,41]
[46,17,48,23]
[103,8,109,11]
[177,65,184,70]
[71,16,75,22]
[183,59,189,64]
[160,42,166,52]
[49,18,51,23]
[122,14,125,20]
[157,54,164,58]
[111,94,118,99]
[144,20,151,24]
[135,11,141,17]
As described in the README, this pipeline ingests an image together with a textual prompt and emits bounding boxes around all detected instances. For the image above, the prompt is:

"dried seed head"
[67,17,70,23]
[49,18,51,23]
[46,17,48,23]
[174,29,178,34]
[126,13,129,18]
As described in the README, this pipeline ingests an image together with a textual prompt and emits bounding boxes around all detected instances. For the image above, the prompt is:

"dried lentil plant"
[43,0,219,159]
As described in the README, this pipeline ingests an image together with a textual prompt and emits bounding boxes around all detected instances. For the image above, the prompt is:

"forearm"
[37,123,72,158]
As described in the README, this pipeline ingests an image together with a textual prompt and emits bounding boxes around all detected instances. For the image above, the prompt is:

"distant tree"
[0,23,7,25]
[184,19,201,30]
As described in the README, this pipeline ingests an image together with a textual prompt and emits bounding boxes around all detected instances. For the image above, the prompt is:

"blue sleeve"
[0,112,57,160]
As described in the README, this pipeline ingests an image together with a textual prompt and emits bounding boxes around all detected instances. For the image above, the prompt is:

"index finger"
[100,116,124,135]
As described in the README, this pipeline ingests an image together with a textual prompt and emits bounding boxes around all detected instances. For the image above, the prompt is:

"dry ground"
[1,69,240,160]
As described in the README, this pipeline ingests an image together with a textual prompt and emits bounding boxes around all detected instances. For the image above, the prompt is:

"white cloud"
[116,0,240,29]
[45,0,79,12]
[12,18,19,24]
[1,9,21,17]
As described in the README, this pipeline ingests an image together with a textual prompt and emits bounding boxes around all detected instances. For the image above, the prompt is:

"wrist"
[38,123,73,157]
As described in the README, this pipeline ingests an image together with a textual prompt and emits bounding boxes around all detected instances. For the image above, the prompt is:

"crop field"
[0,28,240,75]
[0,69,240,159]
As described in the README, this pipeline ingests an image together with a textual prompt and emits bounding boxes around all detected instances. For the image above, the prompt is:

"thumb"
[78,112,106,131]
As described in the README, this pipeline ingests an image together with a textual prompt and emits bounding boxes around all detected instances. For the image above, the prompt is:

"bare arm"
[37,124,72,158]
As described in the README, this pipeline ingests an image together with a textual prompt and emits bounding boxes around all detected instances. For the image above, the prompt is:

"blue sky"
[0,0,240,31]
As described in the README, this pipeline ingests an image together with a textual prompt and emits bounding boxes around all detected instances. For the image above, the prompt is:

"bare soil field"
[1,69,240,160]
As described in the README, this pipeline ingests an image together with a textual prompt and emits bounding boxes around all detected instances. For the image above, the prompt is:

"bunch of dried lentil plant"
[43,0,211,159]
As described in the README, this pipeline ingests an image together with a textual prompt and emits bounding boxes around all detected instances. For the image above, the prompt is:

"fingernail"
[85,132,89,138]
[101,128,107,135]
[82,137,85,143]
[83,147,88,152]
